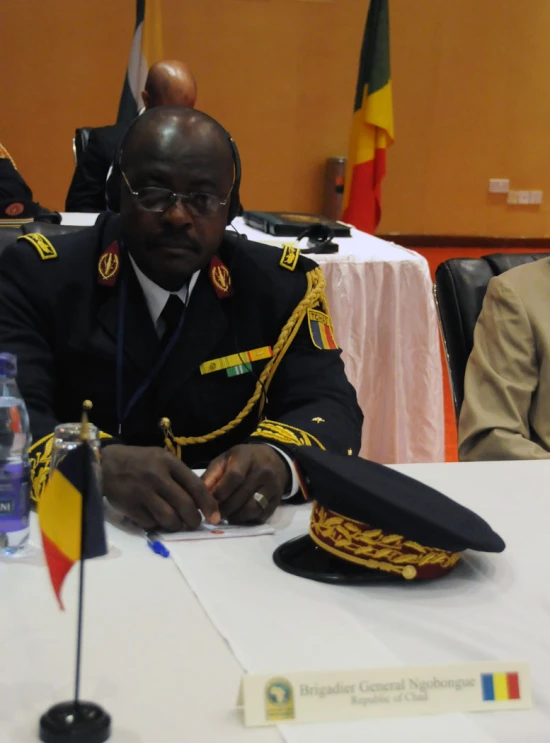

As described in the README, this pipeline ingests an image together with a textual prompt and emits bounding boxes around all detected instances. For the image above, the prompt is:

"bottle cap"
[0,353,17,379]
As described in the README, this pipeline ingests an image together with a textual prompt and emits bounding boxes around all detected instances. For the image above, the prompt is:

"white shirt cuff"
[266,444,300,499]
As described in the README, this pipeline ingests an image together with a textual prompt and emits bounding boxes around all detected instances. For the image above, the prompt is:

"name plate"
[238,661,531,726]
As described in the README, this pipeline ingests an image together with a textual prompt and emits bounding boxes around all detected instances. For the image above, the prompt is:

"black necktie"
[159,294,185,348]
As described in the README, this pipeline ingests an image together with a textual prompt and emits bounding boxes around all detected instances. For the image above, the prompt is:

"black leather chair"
[434,252,550,419]
[73,127,94,165]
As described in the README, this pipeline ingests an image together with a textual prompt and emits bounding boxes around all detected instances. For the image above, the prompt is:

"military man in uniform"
[0,107,362,531]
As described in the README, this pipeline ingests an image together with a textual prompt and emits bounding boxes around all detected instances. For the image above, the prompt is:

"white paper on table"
[159,521,275,541]
[145,468,276,540]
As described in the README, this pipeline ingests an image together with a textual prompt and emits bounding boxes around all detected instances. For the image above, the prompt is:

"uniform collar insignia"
[209,255,233,299]
[97,241,121,287]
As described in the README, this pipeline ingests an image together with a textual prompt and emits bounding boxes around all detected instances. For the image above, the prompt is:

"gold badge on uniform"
[97,241,120,286]
[17,233,57,260]
[200,346,273,375]
[308,308,338,350]
[280,243,300,271]
[209,255,233,298]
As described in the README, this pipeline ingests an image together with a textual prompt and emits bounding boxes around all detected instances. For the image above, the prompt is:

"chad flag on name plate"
[481,672,521,701]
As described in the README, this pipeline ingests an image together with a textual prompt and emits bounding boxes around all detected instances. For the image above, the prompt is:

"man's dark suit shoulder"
[87,123,128,160]
[65,122,128,212]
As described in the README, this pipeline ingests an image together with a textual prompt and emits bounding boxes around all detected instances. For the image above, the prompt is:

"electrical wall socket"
[488,178,510,193]
[507,190,543,205]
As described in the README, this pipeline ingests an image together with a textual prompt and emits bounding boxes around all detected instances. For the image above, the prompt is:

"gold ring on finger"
[253,492,269,510]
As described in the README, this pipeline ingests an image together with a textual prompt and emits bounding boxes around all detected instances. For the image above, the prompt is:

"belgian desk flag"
[38,438,107,610]
[342,0,394,234]
[117,0,164,124]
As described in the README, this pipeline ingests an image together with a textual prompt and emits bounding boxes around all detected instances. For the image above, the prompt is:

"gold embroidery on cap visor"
[308,503,461,580]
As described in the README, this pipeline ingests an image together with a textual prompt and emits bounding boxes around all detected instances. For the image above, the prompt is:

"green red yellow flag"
[38,444,107,609]
[342,0,394,234]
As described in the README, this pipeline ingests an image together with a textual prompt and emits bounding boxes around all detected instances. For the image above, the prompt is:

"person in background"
[0,107,362,531]
[65,60,197,213]
[459,257,550,461]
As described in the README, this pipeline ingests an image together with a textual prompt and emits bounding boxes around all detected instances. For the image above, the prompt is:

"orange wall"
[3,0,550,237]
[383,0,550,237]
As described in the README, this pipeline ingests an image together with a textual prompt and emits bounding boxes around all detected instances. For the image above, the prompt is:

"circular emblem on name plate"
[264,678,295,721]
[98,252,119,281]
[5,202,24,217]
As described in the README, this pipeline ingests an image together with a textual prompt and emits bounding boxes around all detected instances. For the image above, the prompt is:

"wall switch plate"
[530,190,543,205]
[488,178,510,193]
[517,190,531,205]
[507,190,519,204]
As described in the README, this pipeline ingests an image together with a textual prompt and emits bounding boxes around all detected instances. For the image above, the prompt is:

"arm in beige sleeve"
[458,276,550,461]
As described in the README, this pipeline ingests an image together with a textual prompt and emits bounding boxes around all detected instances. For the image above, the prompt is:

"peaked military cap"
[0,157,59,226]
[273,448,505,584]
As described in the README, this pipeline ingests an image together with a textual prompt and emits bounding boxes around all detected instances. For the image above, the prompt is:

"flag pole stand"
[38,556,111,742]
[38,558,111,742]
[39,405,111,742]
[39,701,111,743]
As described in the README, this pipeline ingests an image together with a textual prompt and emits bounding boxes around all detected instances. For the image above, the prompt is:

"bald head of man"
[142,60,197,110]
[120,107,236,291]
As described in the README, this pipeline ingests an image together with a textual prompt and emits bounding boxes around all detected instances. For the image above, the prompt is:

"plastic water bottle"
[0,353,31,554]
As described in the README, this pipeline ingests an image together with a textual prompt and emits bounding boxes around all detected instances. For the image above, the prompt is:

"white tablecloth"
[60,213,444,464]
[2,460,548,742]
[1,517,277,743]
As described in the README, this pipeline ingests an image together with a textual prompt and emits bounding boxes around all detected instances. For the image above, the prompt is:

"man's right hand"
[101,445,221,531]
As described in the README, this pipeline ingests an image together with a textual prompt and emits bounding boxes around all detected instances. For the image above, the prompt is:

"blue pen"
[144,531,170,558]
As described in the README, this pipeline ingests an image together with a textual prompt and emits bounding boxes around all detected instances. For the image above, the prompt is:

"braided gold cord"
[162,266,327,448]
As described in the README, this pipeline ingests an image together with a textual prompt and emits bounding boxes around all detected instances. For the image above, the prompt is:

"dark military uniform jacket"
[0,213,363,501]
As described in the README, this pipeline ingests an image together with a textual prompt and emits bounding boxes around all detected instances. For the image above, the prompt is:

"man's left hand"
[202,444,289,524]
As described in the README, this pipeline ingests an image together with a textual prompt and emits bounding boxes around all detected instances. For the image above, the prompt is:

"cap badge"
[5,202,24,217]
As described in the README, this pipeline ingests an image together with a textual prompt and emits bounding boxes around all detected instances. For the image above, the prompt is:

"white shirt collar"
[128,254,200,331]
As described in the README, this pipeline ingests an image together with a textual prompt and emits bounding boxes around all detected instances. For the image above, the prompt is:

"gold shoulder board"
[280,243,300,272]
[17,233,57,260]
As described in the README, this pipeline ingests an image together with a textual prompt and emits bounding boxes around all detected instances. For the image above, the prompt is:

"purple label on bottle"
[0,462,29,532]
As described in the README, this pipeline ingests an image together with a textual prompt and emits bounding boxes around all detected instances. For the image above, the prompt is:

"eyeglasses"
[121,171,233,217]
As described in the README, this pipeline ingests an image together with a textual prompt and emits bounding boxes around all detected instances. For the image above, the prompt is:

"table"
[3,460,548,742]
[60,213,444,464]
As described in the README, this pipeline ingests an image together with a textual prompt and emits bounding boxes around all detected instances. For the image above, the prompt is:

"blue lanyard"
[116,271,187,434]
